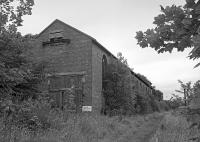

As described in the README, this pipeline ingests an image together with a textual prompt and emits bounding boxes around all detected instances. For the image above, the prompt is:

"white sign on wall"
[82,106,92,112]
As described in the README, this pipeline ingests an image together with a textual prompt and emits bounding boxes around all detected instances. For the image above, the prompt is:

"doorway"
[48,74,84,112]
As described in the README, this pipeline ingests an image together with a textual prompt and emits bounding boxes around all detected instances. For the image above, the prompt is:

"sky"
[18,0,200,100]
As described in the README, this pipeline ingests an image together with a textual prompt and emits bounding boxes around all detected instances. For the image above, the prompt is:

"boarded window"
[49,30,63,42]
[48,74,84,112]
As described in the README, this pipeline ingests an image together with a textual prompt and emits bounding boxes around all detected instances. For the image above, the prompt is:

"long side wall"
[91,42,153,113]
[91,43,115,112]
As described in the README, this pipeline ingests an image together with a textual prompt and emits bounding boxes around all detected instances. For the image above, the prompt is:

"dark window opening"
[102,55,107,89]
[42,30,70,46]
[101,55,108,115]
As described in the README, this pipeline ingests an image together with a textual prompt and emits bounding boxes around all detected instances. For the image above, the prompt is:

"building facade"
[32,19,153,113]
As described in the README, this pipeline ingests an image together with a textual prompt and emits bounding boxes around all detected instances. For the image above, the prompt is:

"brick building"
[33,19,153,113]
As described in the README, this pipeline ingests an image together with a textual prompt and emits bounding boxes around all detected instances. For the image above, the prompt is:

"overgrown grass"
[0,110,164,142]
[149,110,200,142]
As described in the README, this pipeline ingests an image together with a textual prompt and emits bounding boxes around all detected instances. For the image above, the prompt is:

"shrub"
[102,62,136,115]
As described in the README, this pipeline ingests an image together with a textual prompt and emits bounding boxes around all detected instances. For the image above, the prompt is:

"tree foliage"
[102,56,166,114]
[135,0,200,67]
[169,80,200,108]
[175,80,193,105]
[102,60,135,115]
[117,52,128,66]
[0,1,49,140]
[0,0,34,32]
[175,80,200,102]
[193,80,200,97]
[168,93,185,109]
[152,89,163,101]
[0,0,37,107]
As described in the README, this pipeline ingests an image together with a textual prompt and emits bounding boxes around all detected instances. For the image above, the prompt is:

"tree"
[102,59,135,115]
[0,0,36,104]
[173,80,200,107]
[168,93,184,109]
[153,89,163,101]
[193,80,200,97]
[0,0,34,32]
[175,80,193,105]
[135,0,200,67]
[117,52,128,66]
[0,1,41,141]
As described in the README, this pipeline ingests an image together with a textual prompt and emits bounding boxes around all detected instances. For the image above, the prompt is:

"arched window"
[101,55,108,114]
[102,55,107,82]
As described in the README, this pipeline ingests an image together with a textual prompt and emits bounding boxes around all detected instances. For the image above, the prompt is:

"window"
[49,30,63,42]
[43,30,70,46]
[136,80,138,88]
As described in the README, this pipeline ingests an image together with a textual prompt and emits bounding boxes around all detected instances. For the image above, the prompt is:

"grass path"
[117,111,192,142]
[114,113,165,142]
[149,111,191,142]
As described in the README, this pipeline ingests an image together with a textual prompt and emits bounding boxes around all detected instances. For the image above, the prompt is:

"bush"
[102,62,136,115]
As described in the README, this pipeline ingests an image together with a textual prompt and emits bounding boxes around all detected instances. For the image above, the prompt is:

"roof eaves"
[130,70,153,89]
[91,39,117,59]
[36,19,58,39]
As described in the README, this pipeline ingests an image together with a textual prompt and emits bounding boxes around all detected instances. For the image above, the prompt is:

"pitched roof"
[37,19,153,89]
[37,19,116,58]
[37,19,94,40]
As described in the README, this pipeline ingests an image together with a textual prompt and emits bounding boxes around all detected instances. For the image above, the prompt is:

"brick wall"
[30,19,154,114]
[34,20,93,107]
[91,43,115,112]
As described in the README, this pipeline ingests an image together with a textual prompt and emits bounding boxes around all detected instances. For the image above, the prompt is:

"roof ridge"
[37,19,116,57]
[37,19,95,40]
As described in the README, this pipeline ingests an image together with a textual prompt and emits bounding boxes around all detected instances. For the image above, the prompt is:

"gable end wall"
[35,21,93,107]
